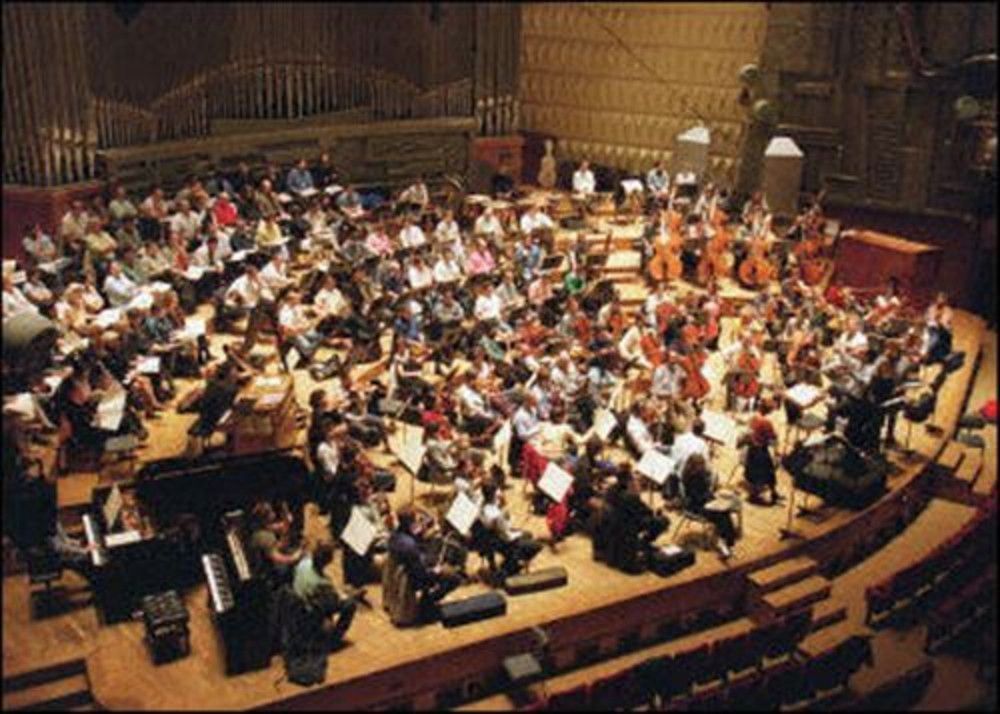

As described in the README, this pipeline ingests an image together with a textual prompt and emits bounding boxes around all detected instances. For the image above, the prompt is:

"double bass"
[730,344,762,402]
[647,193,684,283]
[696,209,735,284]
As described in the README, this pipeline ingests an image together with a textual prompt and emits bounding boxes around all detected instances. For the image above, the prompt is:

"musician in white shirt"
[260,253,293,293]
[2,270,38,322]
[102,261,139,307]
[432,248,463,285]
[406,254,434,290]
[169,200,203,242]
[225,265,270,309]
[625,402,663,455]
[474,207,504,237]
[572,160,596,196]
[646,161,670,197]
[473,284,503,323]
[277,290,321,366]
[651,360,684,400]
[671,419,710,486]
[398,217,427,249]
[479,481,543,577]
[191,235,227,272]
[313,274,350,320]
[434,209,461,244]
[399,177,430,209]
[519,205,555,235]
[618,318,651,370]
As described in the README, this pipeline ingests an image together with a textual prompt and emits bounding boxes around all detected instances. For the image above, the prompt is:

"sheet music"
[128,291,154,311]
[324,184,344,196]
[254,376,284,389]
[341,506,378,556]
[183,266,205,281]
[445,491,481,537]
[285,347,301,371]
[277,192,294,204]
[786,383,823,409]
[538,462,573,503]
[93,308,123,329]
[136,356,161,374]
[297,187,319,198]
[12,271,26,284]
[105,530,142,548]
[94,389,127,431]
[103,484,124,531]
[594,408,618,441]
[620,179,644,195]
[636,449,676,485]
[228,250,249,263]
[701,409,738,448]
[3,393,37,419]
[388,422,426,475]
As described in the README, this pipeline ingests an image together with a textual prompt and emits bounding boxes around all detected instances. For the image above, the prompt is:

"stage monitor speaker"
[439,591,507,628]
[504,566,568,595]
[650,545,696,577]
[762,136,804,220]
[503,653,543,684]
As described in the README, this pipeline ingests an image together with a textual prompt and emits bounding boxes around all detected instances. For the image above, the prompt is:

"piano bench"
[141,591,191,665]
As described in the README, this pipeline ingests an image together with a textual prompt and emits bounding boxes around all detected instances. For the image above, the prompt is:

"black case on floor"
[504,566,569,595]
[439,591,507,628]
[650,546,695,577]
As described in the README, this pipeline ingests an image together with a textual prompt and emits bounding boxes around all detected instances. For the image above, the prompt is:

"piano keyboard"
[202,553,235,614]
[226,529,252,583]
[82,514,109,567]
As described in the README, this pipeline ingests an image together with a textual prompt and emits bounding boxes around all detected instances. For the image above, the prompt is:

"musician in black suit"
[680,454,737,560]
[387,508,461,619]
[600,466,668,574]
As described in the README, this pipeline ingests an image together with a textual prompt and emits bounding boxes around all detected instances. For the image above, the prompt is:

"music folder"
[538,462,573,503]
[446,491,481,538]
[103,483,124,531]
[594,408,618,441]
[636,449,676,486]
[341,506,378,557]
[701,409,738,448]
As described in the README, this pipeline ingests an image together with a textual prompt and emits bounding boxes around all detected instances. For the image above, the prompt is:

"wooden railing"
[92,60,475,149]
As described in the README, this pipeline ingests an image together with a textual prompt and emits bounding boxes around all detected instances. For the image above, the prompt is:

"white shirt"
[399,224,427,249]
[23,232,56,261]
[572,169,596,195]
[433,258,463,284]
[474,291,502,321]
[278,303,310,332]
[474,213,504,237]
[455,384,491,419]
[651,363,681,398]
[407,263,434,290]
[3,287,38,321]
[169,211,202,241]
[103,272,138,307]
[260,260,291,292]
[618,325,650,368]
[192,243,225,270]
[434,219,461,243]
[315,287,349,317]
[480,501,521,543]
[316,440,340,477]
[520,210,555,235]
[512,405,540,440]
[225,273,268,308]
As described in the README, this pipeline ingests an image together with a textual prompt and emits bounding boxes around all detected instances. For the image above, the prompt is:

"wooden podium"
[222,375,298,456]
[834,230,943,300]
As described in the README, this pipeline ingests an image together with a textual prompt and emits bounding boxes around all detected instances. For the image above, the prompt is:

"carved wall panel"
[519,2,767,180]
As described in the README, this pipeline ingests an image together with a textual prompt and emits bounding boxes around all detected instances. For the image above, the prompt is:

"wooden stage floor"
[2,308,989,711]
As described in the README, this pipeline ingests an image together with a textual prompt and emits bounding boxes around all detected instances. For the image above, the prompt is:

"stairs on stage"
[746,555,846,635]
[2,658,98,711]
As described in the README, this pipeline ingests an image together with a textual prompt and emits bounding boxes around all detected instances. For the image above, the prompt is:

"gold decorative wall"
[519,2,768,182]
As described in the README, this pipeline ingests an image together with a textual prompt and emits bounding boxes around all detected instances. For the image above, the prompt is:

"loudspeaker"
[503,653,543,684]
[650,545,696,577]
[762,136,804,220]
[504,566,568,595]
[439,591,507,628]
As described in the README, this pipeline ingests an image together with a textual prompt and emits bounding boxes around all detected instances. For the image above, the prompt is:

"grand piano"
[781,433,890,509]
[83,449,309,624]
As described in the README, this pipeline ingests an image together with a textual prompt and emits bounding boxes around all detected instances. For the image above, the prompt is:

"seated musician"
[387,507,462,621]
[598,466,668,574]
[515,233,545,282]
[670,418,710,493]
[399,176,430,211]
[291,541,357,649]
[625,401,669,456]
[454,372,501,436]
[83,219,118,277]
[740,399,782,505]
[250,500,304,589]
[311,152,340,190]
[22,268,55,313]
[432,247,464,287]
[680,454,737,560]
[342,477,393,588]
[335,184,364,217]
[253,179,284,220]
[572,160,596,197]
[646,160,670,199]
[922,291,954,364]
[286,158,316,195]
[188,359,241,439]
[3,269,38,321]
[569,438,615,527]
[618,315,653,371]
[169,199,202,243]
[406,253,434,291]
[277,290,322,368]
[830,314,869,374]
[474,207,504,238]
[479,481,543,578]
[519,204,555,235]
[399,215,428,249]
[434,209,461,244]
[23,223,58,266]
[256,213,286,249]
[466,237,497,276]
[211,191,239,228]
[424,421,460,483]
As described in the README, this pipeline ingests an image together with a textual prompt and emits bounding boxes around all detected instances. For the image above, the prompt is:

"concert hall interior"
[3,2,998,712]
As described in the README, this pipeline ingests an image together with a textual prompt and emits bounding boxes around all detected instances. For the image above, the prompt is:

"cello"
[737,233,777,289]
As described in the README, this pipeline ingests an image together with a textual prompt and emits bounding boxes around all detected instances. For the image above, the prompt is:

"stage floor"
[2,304,988,711]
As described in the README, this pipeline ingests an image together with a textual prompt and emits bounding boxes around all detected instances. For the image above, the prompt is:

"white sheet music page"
[103,483,124,531]
[446,491,481,537]
[701,409,738,448]
[636,449,676,485]
[94,389,127,431]
[538,461,573,503]
[594,408,618,441]
[341,506,378,556]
